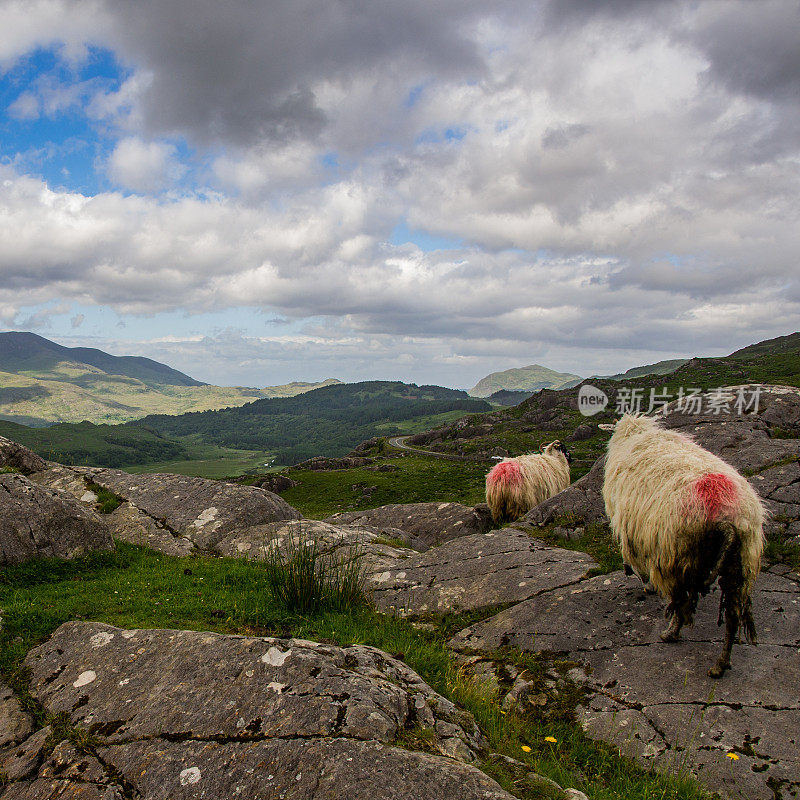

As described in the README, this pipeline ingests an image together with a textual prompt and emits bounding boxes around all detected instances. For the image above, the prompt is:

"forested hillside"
[136,381,491,464]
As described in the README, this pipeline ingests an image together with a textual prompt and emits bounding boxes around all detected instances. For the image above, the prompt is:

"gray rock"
[0,781,123,799]
[17,622,526,800]
[104,502,195,557]
[80,468,301,549]
[0,437,48,476]
[369,529,595,616]
[97,738,517,800]
[25,622,485,758]
[451,569,800,799]
[249,473,298,492]
[214,518,404,574]
[26,464,91,500]
[0,740,124,800]
[0,726,50,782]
[0,683,34,749]
[325,502,494,551]
[0,473,114,566]
[294,455,376,470]
[568,424,594,442]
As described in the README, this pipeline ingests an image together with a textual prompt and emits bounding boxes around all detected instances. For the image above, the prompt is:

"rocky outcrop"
[0,473,114,566]
[521,457,607,528]
[325,502,494,551]
[0,436,48,475]
[369,529,595,616]
[32,466,302,551]
[450,566,800,800]
[248,473,299,493]
[5,621,525,800]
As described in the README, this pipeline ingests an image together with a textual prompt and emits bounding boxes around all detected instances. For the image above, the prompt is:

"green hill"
[600,358,689,381]
[0,332,342,425]
[468,364,582,397]
[0,331,203,386]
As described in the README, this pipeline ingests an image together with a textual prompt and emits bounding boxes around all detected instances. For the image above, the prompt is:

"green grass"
[0,543,714,800]
[280,454,489,518]
[123,440,275,478]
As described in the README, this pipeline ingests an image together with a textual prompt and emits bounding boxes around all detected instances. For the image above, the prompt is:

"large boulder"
[0,436,48,475]
[521,457,607,528]
[325,502,494,551]
[0,473,114,566]
[8,621,527,800]
[76,468,302,550]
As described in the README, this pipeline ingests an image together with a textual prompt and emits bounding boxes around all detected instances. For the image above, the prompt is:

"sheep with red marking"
[485,441,572,524]
[603,414,765,677]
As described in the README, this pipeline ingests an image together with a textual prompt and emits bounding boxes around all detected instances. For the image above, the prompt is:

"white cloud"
[106,137,185,193]
[0,0,798,384]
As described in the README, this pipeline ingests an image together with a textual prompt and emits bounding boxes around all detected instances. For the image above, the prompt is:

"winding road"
[387,436,493,462]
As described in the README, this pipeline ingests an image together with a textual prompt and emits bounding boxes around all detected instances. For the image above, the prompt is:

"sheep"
[485,441,572,524]
[602,414,765,678]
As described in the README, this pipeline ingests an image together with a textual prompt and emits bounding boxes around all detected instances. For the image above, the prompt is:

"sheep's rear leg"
[661,583,698,642]
[709,604,738,678]
[660,612,683,642]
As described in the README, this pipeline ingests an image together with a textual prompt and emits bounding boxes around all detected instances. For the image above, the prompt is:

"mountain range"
[0,332,341,425]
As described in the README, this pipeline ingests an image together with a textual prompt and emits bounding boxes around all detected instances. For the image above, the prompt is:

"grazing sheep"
[603,414,765,678]
[485,441,572,524]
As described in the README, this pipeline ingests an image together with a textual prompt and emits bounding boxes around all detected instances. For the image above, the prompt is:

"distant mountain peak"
[0,330,204,387]
[468,363,582,397]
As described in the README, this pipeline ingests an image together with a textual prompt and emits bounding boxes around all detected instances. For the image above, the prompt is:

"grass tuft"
[261,533,369,614]
[84,479,124,514]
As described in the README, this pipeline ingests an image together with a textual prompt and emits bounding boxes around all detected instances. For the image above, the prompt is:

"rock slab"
[451,567,800,800]
[325,501,494,550]
[369,529,596,616]
[5,621,525,800]
[80,468,302,549]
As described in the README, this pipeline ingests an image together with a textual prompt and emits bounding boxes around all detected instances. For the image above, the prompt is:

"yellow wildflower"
[726,752,740,761]
[521,745,532,753]
[544,736,558,743]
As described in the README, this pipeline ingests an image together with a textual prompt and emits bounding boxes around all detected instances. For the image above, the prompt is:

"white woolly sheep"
[485,441,572,524]
[602,414,765,678]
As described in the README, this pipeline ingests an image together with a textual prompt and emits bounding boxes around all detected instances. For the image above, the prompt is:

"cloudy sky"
[0,0,798,388]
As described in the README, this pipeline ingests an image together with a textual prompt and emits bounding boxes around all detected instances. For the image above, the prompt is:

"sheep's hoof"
[660,629,680,643]
[708,661,729,679]
[644,581,657,595]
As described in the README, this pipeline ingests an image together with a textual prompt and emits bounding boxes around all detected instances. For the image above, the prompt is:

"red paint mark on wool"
[692,473,738,520]
[487,461,522,487]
